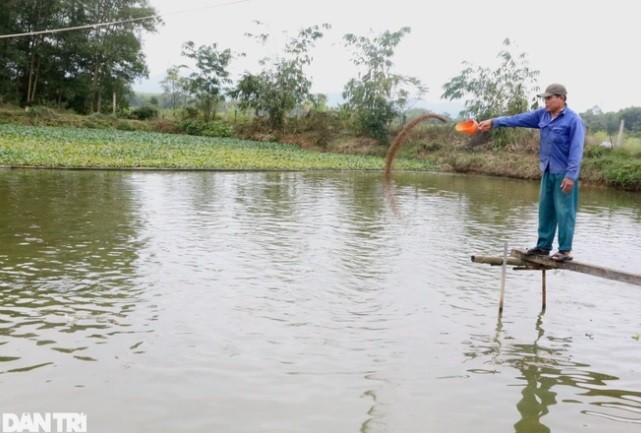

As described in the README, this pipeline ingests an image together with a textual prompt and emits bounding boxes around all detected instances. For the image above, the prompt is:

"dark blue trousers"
[536,172,579,252]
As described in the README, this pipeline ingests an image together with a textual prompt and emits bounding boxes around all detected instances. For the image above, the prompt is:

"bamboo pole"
[541,270,547,310]
[499,242,507,313]
[470,255,523,266]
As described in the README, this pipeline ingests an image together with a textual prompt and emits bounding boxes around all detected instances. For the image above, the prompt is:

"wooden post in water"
[541,270,547,310]
[499,242,507,313]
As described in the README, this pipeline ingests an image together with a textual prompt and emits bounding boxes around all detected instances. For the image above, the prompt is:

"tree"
[76,0,161,113]
[341,27,425,143]
[618,107,641,133]
[580,106,641,135]
[229,72,264,117]
[161,65,190,114]
[0,0,160,112]
[581,106,610,133]
[442,38,540,121]
[180,41,237,121]
[391,76,428,125]
[230,23,330,129]
[0,0,66,106]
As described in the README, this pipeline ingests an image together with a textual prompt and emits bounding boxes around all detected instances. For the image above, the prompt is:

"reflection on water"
[466,311,641,433]
[0,170,155,374]
[510,313,559,433]
[0,169,640,433]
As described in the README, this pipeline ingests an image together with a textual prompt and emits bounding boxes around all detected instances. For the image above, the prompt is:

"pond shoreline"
[1,120,639,191]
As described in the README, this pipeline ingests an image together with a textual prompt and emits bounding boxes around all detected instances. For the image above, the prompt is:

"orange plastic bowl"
[455,119,478,135]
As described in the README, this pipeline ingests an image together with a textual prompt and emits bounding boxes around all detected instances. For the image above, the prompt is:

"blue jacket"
[493,107,585,180]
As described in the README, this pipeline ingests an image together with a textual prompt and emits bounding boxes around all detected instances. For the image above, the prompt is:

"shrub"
[602,160,641,189]
[174,119,235,138]
[232,117,272,140]
[354,98,397,144]
[83,113,115,129]
[285,111,342,147]
[617,137,641,156]
[175,119,205,136]
[152,120,181,134]
[182,107,199,119]
[130,105,158,120]
[202,121,234,138]
[27,106,58,119]
[583,144,610,159]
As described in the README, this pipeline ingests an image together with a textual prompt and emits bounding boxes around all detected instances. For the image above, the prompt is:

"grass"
[0,124,436,171]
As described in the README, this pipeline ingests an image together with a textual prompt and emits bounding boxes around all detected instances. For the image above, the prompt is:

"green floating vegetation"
[0,124,436,171]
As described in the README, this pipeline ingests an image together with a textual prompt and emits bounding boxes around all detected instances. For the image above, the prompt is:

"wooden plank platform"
[471,249,641,287]
[510,249,641,286]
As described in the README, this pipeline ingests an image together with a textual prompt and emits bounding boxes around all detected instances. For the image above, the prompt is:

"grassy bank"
[1,106,640,191]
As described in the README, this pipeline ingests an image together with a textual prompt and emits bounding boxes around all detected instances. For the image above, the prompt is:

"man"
[477,83,585,262]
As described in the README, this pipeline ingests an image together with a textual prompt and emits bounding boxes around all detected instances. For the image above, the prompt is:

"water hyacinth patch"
[0,124,435,171]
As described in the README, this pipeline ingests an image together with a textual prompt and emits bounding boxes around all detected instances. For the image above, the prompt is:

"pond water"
[1,169,640,433]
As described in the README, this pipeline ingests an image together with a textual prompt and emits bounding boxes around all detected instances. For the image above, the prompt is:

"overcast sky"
[137,0,640,114]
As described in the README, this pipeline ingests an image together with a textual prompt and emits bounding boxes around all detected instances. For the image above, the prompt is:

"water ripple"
[1,170,640,432]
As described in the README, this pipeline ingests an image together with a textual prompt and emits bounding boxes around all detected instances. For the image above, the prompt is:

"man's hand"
[477,119,493,132]
[561,177,574,194]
